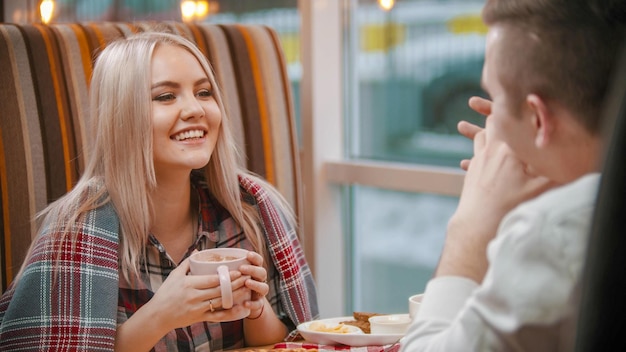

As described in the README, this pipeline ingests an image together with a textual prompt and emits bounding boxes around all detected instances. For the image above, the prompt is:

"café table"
[230,313,406,352]
[230,340,401,352]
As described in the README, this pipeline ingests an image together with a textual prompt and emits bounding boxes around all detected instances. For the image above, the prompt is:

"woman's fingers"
[245,277,268,292]
[245,251,264,266]
[230,273,249,290]
[245,297,267,313]
[170,257,191,276]
[203,304,250,322]
[241,252,267,282]
[238,254,269,301]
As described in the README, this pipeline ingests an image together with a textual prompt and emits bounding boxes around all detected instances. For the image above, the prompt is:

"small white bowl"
[408,293,424,320]
[368,314,411,335]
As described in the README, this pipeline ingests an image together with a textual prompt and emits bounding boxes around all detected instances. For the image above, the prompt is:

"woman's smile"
[171,129,207,142]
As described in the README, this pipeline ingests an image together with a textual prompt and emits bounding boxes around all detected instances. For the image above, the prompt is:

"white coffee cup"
[189,248,251,319]
[408,293,424,320]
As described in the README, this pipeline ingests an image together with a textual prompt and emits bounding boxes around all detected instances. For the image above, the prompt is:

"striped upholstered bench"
[0,22,303,291]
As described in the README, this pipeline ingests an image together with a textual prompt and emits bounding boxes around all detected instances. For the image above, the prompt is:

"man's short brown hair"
[482,0,625,134]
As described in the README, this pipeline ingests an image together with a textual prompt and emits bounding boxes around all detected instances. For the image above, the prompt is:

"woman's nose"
[180,94,204,120]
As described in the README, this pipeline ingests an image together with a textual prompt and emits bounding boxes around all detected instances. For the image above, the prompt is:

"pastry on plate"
[340,311,381,334]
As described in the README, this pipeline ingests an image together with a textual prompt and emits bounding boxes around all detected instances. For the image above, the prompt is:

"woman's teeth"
[173,130,204,141]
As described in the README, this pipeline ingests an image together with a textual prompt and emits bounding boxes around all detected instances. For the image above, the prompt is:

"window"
[341,0,486,313]
[346,0,486,166]
[350,186,456,312]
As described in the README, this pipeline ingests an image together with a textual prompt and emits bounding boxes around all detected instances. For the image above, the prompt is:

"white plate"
[297,316,404,347]
[297,316,364,345]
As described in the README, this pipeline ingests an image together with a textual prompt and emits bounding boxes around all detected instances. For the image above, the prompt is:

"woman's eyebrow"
[151,80,179,89]
[151,78,210,89]
[195,77,211,86]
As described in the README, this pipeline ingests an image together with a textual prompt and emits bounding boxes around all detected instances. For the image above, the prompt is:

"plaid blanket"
[0,196,120,351]
[0,175,319,351]
[239,175,319,328]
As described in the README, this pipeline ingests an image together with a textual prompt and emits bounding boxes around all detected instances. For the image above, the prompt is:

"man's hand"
[436,118,555,283]
[459,96,492,170]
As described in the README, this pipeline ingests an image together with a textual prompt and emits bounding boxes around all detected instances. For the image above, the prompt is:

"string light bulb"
[181,0,210,22]
[40,0,55,24]
[181,0,196,22]
[378,0,395,11]
[195,1,209,18]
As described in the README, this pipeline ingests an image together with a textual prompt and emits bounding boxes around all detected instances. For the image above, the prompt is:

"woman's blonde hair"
[21,31,293,280]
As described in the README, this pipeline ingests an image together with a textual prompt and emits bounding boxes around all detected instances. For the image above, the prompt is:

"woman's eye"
[197,89,213,98]
[153,93,175,102]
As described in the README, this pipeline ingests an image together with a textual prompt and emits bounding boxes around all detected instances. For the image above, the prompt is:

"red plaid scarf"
[239,175,319,326]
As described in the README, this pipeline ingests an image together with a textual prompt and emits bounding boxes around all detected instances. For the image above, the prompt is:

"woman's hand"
[148,258,249,330]
[115,258,248,352]
[239,251,289,346]
[239,251,270,318]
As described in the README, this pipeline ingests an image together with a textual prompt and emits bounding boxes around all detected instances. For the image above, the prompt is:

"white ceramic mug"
[189,248,251,319]
[408,293,424,320]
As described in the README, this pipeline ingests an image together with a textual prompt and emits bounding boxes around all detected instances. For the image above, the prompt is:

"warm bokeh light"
[181,0,197,22]
[196,1,209,18]
[181,0,211,22]
[378,0,395,11]
[40,0,55,24]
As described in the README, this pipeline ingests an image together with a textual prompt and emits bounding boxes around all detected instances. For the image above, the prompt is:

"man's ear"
[526,94,553,148]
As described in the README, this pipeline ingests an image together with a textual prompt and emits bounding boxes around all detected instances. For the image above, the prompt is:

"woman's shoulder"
[238,173,296,223]
[40,177,119,237]
[237,173,274,202]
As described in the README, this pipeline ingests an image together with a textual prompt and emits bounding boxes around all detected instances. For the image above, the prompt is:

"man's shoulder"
[497,173,600,242]
[519,173,601,215]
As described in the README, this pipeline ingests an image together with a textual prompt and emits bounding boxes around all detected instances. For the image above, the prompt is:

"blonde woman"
[0,31,318,351]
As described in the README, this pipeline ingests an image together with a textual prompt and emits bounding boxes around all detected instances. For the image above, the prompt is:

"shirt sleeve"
[401,276,479,351]
[401,202,587,352]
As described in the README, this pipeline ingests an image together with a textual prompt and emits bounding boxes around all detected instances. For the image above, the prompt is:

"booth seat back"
[0,22,303,291]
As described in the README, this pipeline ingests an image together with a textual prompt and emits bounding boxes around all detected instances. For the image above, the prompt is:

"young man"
[401,0,625,351]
